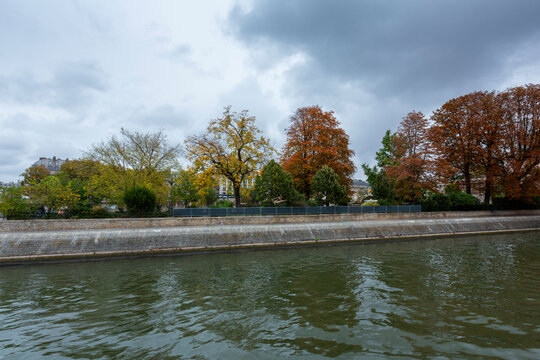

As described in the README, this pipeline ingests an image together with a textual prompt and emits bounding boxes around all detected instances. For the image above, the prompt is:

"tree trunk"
[464,163,471,194]
[484,180,491,204]
[234,186,241,208]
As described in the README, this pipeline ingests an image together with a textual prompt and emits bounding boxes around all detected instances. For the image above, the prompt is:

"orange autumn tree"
[429,93,485,195]
[498,84,540,203]
[430,91,503,203]
[281,106,355,199]
[386,111,435,203]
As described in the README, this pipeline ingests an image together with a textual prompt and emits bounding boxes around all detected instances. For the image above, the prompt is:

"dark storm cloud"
[228,0,540,173]
[229,0,540,99]
[0,62,108,110]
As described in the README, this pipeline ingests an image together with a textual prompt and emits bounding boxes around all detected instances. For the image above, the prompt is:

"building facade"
[31,156,68,175]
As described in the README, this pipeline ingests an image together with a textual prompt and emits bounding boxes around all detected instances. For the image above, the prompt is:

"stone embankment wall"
[1,213,539,264]
[1,210,539,232]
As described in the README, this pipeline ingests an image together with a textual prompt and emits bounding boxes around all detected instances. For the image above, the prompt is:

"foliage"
[255,160,301,206]
[497,84,540,203]
[213,199,234,208]
[85,163,169,207]
[311,166,347,206]
[191,168,218,207]
[281,106,355,198]
[200,186,218,207]
[375,130,398,167]
[123,187,157,215]
[23,176,80,217]
[420,193,452,212]
[421,190,480,212]
[172,169,200,207]
[20,166,50,185]
[447,191,480,210]
[361,200,380,207]
[361,164,395,204]
[57,159,103,217]
[0,186,32,219]
[386,111,435,204]
[185,106,273,207]
[361,130,399,204]
[85,129,180,206]
[86,128,181,174]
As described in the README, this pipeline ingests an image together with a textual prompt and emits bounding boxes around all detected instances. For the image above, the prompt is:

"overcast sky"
[1,0,540,182]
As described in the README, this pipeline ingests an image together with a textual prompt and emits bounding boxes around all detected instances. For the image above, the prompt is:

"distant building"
[217,176,256,200]
[350,179,371,202]
[31,156,68,175]
[0,181,20,188]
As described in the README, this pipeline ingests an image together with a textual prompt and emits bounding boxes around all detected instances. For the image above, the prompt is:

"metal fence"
[173,205,421,217]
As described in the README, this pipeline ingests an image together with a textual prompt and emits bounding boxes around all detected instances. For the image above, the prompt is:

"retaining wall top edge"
[1,210,539,233]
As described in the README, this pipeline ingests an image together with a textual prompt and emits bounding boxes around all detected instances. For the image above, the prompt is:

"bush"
[421,193,451,212]
[492,196,540,210]
[361,200,380,207]
[448,191,480,210]
[123,187,157,215]
[213,199,234,208]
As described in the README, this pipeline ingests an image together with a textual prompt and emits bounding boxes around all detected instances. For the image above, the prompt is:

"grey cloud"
[228,0,540,174]
[229,0,540,99]
[0,62,108,110]
[166,44,192,62]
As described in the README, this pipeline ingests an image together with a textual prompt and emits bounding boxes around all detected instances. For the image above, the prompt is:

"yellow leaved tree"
[185,106,274,207]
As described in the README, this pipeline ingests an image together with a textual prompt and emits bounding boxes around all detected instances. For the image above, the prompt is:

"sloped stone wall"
[1,215,538,264]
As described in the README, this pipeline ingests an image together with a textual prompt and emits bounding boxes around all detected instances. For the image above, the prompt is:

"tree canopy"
[281,106,355,198]
[185,106,274,207]
[255,160,301,206]
[311,165,347,206]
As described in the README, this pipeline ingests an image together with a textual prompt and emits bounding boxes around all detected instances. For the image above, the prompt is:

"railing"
[173,205,421,217]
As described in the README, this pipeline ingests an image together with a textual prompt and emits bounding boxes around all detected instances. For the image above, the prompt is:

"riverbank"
[1,211,538,264]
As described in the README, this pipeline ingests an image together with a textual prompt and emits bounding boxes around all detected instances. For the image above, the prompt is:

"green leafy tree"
[311,166,347,206]
[123,187,157,216]
[0,186,32,219]
[85,129,181,206]
[255,160,301,206]
[173,169,200,207]
[57,159,103,216]
[20,166,50,185]
[24,176,80,218]
[200,186,218,207]
[361,130,399,204]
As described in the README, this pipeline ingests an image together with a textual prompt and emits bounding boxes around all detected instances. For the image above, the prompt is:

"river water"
[1,232,539,359]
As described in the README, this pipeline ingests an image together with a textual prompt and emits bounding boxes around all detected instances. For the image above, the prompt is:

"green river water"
[1,232,539,359]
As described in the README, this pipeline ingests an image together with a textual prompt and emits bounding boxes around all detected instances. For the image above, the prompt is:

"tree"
[123,187,157,215]
[85,129,180,207]
[429,92,496,196]
[255,160,301,206]
[497,84,540,202]
[20,166,50,185]
[24,176,80,218]
[386,111,435,203]
[87,128,181,175]
[185,106,273,207]
[281,106,355,199]
[361,130,398,204]
[311,165,347,206]
[57,159,103,215]
[172,169,200,207]
[0,186,32,219]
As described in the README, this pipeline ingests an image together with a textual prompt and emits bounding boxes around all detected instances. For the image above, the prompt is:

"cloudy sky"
[1,0,540,182]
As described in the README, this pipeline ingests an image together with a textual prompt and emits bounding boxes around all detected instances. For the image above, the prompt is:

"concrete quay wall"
[1,215,538,264]
[1,210,539,233]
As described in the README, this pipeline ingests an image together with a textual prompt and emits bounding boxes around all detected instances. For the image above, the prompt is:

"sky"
[1,0,540,182]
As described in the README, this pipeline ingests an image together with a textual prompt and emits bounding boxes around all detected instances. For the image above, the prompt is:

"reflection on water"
[1,232,539,359]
